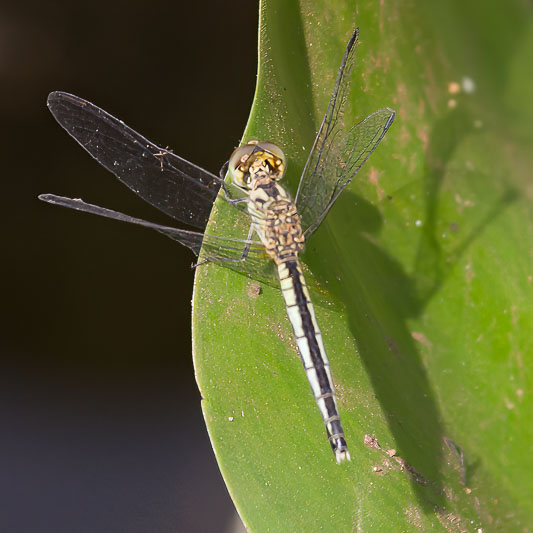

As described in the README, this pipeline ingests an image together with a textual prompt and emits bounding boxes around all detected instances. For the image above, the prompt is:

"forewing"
[294,28,395,237]
[39,194,277,284]
[302,108,395,238]
[47,91,222,230]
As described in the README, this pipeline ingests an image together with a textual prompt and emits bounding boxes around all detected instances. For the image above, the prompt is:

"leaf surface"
[192,0,533,530]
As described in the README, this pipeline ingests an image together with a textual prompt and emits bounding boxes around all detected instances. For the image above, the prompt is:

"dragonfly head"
[228,141,286,189]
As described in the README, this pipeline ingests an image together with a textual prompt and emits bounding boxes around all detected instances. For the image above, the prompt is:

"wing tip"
[47,91,86,113]
[385,107,396,127]
[47,90,64,109]
[346,26,359,54]
[38,193,84,206]
[38,193,54,202]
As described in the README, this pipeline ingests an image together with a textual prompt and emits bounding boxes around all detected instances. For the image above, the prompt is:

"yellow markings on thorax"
[248,181,305,265]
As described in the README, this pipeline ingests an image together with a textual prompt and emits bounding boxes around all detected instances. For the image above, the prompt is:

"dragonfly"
[40,27,395,463]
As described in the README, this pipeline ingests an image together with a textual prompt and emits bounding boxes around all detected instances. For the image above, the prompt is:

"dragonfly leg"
[191,223,254,268]
[226,196,248,206]
[219,160,229,181]
[221,182,248,206]
[220,159,250,205]
[219,161,234,200]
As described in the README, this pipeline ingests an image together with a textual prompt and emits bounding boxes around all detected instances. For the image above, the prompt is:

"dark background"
[1,1,258,531]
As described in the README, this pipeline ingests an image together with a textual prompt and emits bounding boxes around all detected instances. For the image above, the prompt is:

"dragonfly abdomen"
[247,176,350,462]
[277,260,350,463]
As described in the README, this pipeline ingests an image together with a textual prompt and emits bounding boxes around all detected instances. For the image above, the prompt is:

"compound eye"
[228,143,257,186]
[255,142,285,166]
[228,140,286,187]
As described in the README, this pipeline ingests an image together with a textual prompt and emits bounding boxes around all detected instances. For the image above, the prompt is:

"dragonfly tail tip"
[335,448,351,464]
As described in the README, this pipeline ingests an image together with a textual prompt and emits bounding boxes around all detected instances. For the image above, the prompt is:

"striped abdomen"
[277,259,350,463]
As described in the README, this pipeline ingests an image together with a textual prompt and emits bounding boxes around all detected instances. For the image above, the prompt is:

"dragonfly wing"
[47,91,222,230]
[302,108,395,238]
[294,28,395,237]
[39,194,277,284]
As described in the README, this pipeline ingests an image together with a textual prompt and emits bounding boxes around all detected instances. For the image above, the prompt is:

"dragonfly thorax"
[248,179,305,264]
[42,25,395,463]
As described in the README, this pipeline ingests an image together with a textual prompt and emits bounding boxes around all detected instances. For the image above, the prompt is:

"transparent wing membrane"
[39,194,277,283]
[42,28,394,287]
[300,108,395,237]
[42,28,396,463]
[47,91,222,229]
[295,28,395,237]
[39,193,206,253]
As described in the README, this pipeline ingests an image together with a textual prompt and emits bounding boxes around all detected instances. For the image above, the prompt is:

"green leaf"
[192,0,533,530]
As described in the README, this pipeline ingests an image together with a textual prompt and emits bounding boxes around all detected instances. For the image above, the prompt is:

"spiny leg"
[192,223,255,268]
